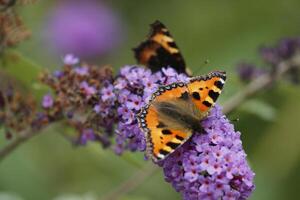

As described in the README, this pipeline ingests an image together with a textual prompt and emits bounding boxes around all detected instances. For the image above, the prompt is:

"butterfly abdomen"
[155,101,203,133]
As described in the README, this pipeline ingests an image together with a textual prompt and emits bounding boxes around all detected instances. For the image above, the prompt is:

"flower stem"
[223,59,293,114]
[101,162,158,200]
[0,127,44,162]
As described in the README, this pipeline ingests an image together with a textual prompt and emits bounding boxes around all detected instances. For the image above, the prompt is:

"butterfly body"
[137,71,226,162]
[154,96,203,133]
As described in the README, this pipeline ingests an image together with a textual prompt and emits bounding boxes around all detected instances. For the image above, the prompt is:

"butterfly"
[133,20,191,75]
[137,71,226,162]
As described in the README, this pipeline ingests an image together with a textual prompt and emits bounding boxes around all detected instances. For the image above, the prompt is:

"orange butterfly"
[134,20,191,75]
[137,71,226,162]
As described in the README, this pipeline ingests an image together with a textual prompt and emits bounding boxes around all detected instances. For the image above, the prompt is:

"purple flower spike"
[161,105,255,200]
[42,94,54,108]
[259,37,300,66]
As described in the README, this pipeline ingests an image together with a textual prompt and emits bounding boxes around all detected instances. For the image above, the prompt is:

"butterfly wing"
[133,20,189,75]
[187,71,226,116]
[137,82,194,162]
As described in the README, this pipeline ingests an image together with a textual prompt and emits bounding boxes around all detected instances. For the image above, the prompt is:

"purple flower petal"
[42,94,54,108]
[63,54,79,65]
[80,81,96,96]
[79,129,96,145]
[75,66,89,76]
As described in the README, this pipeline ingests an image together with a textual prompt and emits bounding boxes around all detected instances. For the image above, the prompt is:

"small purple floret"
[53,70,64,78]
[75,66,89,76]
[80,81,96,96]
[63,54,79,65]
[79,129,96,145]
[42,94,54,108]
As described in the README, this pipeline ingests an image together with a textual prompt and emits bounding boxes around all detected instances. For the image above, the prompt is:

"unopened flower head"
[0,86,37,137]
[237,37,300,84]
[260,38,300,65]
[236,63,266,82]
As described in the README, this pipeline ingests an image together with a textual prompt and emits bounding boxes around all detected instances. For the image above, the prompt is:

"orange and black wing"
[137,82,193,162]
[133,20,188,75]
[187,71,226,114]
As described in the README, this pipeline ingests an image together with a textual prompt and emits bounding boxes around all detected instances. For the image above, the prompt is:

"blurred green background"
[1,0,300,199]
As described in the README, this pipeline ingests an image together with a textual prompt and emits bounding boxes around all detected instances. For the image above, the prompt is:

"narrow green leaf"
[240,99,276,121]
[0,50,48,100]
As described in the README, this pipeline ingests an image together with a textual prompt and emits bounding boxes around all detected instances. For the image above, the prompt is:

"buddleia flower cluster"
[40,54,255,199]
[161,105,255,200]
[237,37,300,84]
[40,55,114,147]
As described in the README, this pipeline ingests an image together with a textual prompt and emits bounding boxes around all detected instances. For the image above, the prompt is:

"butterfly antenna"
[191,59,210,75]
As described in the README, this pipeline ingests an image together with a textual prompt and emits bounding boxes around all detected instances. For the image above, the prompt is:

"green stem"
[223,59,293,114]
[101,163,158,200]
[0,127,44,162]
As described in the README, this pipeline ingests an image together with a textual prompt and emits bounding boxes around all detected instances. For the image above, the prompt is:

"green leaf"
[0,50,48,100]
[0,192,23,200]
[240,99,276,121]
